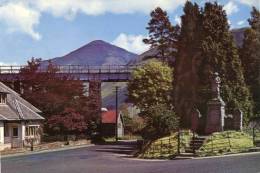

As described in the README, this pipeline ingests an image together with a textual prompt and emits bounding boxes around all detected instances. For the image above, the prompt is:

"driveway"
[2,141,260,173]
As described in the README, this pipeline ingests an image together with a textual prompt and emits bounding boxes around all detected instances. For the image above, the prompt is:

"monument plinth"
[205,72,225,134]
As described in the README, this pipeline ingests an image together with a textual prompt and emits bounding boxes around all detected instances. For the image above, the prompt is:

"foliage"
[198,131,254,156]
[199,2,252,122]
[119,103,144,135]
[128,60,173,112]
[174,1,253,128]
[15,58,100,136]
[140,104,179,140]
[143,7,179,64]
[48,107,87,135]
[240,7,260,117]
[174,1,203,128]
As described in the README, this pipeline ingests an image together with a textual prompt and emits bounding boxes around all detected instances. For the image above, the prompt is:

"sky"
[0,0,259,65]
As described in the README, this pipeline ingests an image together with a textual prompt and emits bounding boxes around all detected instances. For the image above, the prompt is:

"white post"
[0,122,4,144]
[19,122,26,147]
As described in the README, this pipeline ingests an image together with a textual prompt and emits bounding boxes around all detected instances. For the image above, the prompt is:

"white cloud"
[31,0,186,17]
[112,33,149,54]
[0,0,186,39]
[237,20,246,25]
[235,0,260,9]
[224,1,239,15]
[0,2,41,40]
[174,15,181,25]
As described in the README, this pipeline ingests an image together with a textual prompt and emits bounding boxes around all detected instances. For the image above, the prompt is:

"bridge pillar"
[89,80,102,117]
[13,81,22,94]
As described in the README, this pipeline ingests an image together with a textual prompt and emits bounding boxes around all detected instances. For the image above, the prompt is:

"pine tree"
[240,7,260,117]
[174,1,203,128]
[198,2,252,122]
[143,7,179,64]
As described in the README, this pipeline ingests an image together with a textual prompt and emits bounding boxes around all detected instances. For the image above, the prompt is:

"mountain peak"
[41,40,138,66]
[87,40,110,46]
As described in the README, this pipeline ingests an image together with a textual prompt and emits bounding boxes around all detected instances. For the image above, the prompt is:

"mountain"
[40,40,137,108]
[231,27,247,47]
[41,40,138,66]
[129,28,247,64]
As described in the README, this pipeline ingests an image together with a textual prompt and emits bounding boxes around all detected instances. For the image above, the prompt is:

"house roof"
[0,82,44,121]
[102,110,119,124]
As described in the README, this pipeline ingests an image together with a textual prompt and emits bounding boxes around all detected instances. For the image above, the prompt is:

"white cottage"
[0,82,44,150]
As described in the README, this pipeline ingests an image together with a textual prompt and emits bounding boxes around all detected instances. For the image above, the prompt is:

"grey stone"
[205,73,226,134]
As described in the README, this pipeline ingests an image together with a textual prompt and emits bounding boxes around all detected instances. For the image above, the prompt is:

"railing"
[0,65,139,74]
[4,137,11,144]
[198,131,253,155]
[141,131,192,158]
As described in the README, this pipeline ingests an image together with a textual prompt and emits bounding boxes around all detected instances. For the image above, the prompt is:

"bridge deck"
[0,65,137,82]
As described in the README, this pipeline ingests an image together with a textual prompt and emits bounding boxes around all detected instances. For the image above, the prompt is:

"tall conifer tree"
[240,7,260,117]
[174,1,203,128]
[143,7,179,64]
[198,2,252,122]
[174,1,253,128]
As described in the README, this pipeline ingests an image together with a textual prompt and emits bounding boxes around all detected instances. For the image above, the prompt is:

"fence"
[198,131,254,156]
[141,130,193,158]
[244,126,260,146]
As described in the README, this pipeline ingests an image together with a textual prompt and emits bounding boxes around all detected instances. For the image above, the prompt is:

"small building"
[0,82,44,150]
[101,110,124,138]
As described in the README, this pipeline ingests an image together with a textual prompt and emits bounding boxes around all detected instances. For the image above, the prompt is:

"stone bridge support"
[89,80,102,117]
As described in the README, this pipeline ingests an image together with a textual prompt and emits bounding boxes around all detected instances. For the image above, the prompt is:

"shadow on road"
[94,140,138,156]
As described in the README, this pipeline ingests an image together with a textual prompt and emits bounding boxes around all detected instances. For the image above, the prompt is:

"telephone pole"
[115,86,119,141]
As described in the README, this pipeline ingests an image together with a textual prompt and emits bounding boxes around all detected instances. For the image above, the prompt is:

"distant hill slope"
[40,40,137,108]
[41,40,138,66]
[129,28,247,64]
[232,27,247,47]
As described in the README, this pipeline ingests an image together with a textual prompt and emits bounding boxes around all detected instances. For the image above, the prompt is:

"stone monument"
[205,72,226,134]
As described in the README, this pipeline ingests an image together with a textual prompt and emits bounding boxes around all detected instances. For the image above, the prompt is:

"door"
[11,127,19,148]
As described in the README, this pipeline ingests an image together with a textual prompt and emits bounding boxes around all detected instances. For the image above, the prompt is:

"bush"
[141,104,179,140]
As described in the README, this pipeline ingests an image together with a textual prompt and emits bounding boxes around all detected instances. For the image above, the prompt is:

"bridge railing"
[0,65,139,74]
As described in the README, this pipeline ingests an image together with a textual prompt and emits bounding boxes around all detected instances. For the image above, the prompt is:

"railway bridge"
[0,65,138,112]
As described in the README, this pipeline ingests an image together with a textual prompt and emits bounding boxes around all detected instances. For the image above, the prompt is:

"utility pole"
[115,86,119,141]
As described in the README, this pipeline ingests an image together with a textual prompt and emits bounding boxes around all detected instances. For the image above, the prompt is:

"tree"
[18,58,97,136]
[199,2,252,122]
[240,7,260,117]
[143,7,179,64]
[128,60,178,139]
[48,107,87,136]
[174,1,253,128]
[174,1,203,127]
[128,60,173,114]
[141,104,179,140]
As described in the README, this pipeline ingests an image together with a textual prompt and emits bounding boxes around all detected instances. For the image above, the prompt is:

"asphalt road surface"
[2,141,260,173]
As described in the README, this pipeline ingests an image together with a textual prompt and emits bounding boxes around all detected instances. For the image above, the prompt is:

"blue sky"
[0,0,259,65]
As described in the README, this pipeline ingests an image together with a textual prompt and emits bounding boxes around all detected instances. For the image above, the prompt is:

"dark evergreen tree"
[174,1,203,128]
[143,7,179,64]
[240,7,260,117]
[174,1,253,128]
[198,2,252,122]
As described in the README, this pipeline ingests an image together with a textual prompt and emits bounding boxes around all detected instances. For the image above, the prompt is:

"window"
[0,93,7,104]
[12,127,18,137]
[26,126,39,137]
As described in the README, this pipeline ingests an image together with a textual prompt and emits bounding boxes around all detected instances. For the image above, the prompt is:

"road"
[2,141,260,173]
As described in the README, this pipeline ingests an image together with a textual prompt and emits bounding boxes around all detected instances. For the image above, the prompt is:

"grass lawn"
[140,130,193,159]
[198,131,254,156]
